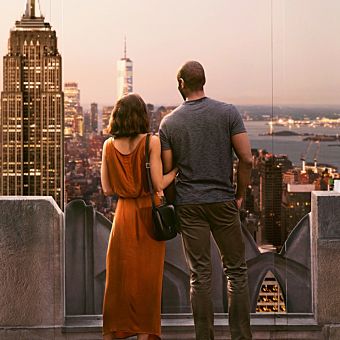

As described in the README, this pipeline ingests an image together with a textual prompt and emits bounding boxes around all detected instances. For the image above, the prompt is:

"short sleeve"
[159,120,172,150]
[230,105,246,136]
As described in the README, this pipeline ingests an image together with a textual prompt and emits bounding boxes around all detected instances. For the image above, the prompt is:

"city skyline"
[0,1,339,332]
[0,0,340,107]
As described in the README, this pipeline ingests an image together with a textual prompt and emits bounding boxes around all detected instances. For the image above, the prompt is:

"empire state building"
[0,0,64,208]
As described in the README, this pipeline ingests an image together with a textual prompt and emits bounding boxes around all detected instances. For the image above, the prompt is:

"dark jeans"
[176,200,252,340]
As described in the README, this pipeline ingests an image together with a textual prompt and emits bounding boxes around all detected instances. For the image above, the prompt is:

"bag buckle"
[146,162,151,169]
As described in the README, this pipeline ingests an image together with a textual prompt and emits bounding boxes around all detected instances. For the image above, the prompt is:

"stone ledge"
[0,195,62,214]
[61,314,323,340]
[62,315,102,333]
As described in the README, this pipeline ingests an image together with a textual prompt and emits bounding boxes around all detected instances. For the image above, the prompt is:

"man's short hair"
[177,61,206,91]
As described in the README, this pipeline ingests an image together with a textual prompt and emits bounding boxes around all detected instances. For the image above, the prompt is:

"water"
[245,121,340,170]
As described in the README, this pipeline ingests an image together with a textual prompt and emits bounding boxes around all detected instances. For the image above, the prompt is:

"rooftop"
[0,191,339,339]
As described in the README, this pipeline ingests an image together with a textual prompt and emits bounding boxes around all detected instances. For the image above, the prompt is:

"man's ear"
[178,78,185,89]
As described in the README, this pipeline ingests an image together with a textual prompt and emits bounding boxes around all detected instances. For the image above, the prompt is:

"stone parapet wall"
[311,191,340,339]
[0,197,64,338]
[0,194,339,339]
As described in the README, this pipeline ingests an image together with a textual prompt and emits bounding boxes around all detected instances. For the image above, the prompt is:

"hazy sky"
[1,0,340,108]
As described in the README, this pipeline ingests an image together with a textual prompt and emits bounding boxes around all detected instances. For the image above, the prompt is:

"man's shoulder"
[169,103,186,117]
[207,97,236,112]
[160,104,184,128]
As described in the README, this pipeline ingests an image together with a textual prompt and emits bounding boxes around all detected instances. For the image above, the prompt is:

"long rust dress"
[102,136,165,339]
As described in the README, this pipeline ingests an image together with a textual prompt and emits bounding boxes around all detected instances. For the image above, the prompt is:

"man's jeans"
[176,200,252,340]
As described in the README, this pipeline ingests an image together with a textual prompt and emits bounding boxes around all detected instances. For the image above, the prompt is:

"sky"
[0,0,340,108]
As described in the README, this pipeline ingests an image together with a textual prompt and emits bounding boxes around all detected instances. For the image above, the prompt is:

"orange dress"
[102,136,165,339]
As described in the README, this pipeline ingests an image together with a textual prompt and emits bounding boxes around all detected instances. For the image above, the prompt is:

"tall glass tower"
[0,0,64,208]
[116,38,133,99]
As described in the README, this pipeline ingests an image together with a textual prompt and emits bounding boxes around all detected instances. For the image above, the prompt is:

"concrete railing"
[0,192,339,339]
[0,197,64,340]
[311,191,340,339]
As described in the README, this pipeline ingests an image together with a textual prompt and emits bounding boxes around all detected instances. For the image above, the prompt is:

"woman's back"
[101,94,177,340]
[102,133,165,339]
[105,134,149,199]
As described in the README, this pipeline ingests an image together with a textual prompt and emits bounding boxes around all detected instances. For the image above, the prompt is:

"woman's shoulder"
[103,137,114,155]
[148,134,161,153]
[105,136,114,144]
[149,134,160,145]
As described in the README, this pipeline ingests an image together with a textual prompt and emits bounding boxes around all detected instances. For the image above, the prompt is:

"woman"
[101,93,177,340]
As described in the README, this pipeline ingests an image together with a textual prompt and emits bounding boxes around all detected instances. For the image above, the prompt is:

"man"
[159,61,252,340]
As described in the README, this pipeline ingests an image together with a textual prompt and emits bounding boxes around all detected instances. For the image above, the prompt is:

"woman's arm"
[101,139,115,196]
[149,135,177,192]
[161,148,176,203]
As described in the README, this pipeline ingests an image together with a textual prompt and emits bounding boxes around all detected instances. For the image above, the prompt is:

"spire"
[25,0,36,18]
[17,0,46,29]
[124,36,127,59]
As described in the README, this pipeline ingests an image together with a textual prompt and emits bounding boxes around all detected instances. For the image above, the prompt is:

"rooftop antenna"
[124,36,127,59]
[313,141,320,173]
[25,0,43,18]
[37,0,43,17]
[25,0,35,17]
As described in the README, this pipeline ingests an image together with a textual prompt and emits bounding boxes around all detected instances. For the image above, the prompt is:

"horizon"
[80,101,340,112]
[1,0,340,107]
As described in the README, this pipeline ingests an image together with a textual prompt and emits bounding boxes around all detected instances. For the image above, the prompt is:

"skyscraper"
[259,154,292,247]
[0,0,64,208]
[91,102,98,133]
[102,105,114,135]
[116,38,133,99]
[64,82,83,137]
[83,111,92,135]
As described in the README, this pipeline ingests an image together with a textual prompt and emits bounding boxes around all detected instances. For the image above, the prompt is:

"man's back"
[161,60,252,340]
[159,96,246,205]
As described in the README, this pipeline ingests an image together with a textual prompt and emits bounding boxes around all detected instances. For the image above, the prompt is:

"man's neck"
[186,90,205,101]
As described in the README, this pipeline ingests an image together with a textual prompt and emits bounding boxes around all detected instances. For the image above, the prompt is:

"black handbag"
[145,134,177,241]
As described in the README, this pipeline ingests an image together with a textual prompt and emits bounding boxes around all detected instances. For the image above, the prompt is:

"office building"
[0,0,64,208]
[281,183,314,238]
[259,154,292,247]
[116,38,133,99]
[64,82,83,137]
[91,102,98,133]
[102,106,114,135]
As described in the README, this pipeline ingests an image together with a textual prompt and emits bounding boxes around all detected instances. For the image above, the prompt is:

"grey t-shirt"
[159,97,246,205]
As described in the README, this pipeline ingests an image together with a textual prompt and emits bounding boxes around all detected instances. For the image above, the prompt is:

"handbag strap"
[145,133,156,208]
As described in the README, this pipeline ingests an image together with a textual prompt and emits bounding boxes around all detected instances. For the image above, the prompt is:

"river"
[244,121,340,170]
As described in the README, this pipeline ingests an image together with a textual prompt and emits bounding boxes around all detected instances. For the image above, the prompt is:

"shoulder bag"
[145,134,177,241]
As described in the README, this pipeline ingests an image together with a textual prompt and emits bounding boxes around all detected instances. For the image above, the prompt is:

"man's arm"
[161,149,176,203]
[231,132,252,209]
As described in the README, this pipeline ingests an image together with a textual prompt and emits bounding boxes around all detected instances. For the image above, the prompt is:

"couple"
[101,61,253,340]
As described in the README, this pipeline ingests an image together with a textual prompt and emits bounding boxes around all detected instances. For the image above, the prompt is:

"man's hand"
[235,197,243,209]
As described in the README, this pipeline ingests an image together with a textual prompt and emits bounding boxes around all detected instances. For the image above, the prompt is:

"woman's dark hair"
[106,93,149,137]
